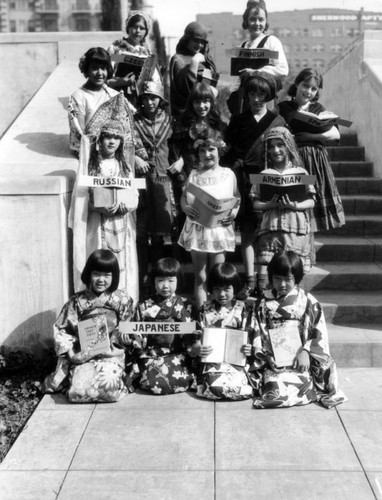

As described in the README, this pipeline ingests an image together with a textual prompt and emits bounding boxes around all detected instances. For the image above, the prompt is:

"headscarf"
[263,126,303,168]
[125,10,152,35]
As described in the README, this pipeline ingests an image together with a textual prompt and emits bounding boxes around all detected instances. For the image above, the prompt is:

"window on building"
[346,28,360,37]
[312,59,325,69]
[294,28,302,37]
[295,45,300,52]
[295,59,301,68]
[41,14,58,31]
[302,59,309,68]
[28,19,35,31]
[303,28,309,36]
[10,20,16,31]
[331,27,343,37]
[44,0,58,9]
[19,19,27,31]
[302,43,309,52]
[76,0,90,9]
[312,44,325,53]
[9,2,16,9]
[330,44,342,53]
[18,0,27,8]
[74,14,91,31]
[28,1,34,9]
[278,28,292,37]
[312,28,324,37]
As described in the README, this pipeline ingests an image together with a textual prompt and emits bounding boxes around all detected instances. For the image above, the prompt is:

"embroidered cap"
[100,119,124,139]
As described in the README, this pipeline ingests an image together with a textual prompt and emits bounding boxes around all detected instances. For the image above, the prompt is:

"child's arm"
[88,194,119,216]
[180,188,199,219]
[278,194,315,211]
[295,126,340,145]
[253,195,280,211]
[222,173,241,226]
[167,156,184,175]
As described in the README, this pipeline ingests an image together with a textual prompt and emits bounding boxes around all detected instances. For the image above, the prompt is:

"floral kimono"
[249,287,347,409]
[195,300,254,401]
[43,289,134,403]
[122,294,196,395]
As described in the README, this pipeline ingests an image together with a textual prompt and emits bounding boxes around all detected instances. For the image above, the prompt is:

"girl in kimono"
[43,249,134,403]
[134,56,185,295]
[178,128,240,308]
[124,258,195,395]
[68,47,118,154]
[278,68,345,231]
[189,263,254,400]
[224,72,285,299]
[108,10,152,106]
[249,250,347,409]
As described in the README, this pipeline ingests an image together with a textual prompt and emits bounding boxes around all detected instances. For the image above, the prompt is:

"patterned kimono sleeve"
[250,300,274,370]
[177,298,198,351]
[301,292,330,364]
[114,290,135,322]
[53,295,80,357]
[116,300,145,354]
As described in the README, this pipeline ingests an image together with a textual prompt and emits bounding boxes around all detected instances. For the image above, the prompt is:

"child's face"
[198,144,219,169]
[87,62,108,88]
[295,78,319,106]
[155,276,177,298]
[247,7,267,38]
[90,270,113,295]
[100,134,121,157]
[127,19,147,45]
[248,90,267,114]
[142,94,161,116]
[212,285,235,307]
[187,37,206,55]
[268,138,288,168]
[193,98,211,119]
[272,274,296,298]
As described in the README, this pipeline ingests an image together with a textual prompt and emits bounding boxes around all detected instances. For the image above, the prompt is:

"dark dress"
[278,100,345,231]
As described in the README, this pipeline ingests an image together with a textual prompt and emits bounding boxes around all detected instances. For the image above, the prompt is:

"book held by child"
[202,327,248,366]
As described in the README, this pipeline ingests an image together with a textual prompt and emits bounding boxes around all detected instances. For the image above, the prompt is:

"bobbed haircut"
[81,249,120,292]
[242,1,269,31]
[151,258,184,289]
[267,251,304,285]
[287,68,323,102]
[244,76,274,102]
[78,47,113,80]
[182,83,222,129]
[207,263,242,294]
[125,13,149,40]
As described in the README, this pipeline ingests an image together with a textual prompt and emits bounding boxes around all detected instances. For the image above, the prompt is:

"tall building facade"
[198,8,382,78]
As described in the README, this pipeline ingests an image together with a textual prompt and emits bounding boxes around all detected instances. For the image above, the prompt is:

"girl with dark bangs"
[43,249,135,403]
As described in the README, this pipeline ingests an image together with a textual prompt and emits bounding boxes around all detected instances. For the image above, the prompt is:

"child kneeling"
[249,250,347,409]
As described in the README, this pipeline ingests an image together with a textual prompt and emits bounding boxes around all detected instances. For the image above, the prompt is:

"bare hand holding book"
[202,327,248,367]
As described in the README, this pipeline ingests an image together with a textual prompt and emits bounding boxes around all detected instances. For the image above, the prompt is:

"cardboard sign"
[111,53,147,78]
[250,173,316,202]
[226,47,279,76]
[79,175,146,189]
[119,321,197,335]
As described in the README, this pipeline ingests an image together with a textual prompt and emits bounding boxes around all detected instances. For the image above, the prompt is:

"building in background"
[198,8,382,80]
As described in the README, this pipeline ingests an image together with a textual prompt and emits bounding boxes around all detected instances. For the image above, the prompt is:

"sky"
[151,0,382,39]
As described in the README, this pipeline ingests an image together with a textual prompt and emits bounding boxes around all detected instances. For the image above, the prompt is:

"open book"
[226,47,278,76]
[268,320,302,368]
[78,315,111,357]
[111,53,147,78]
[186,182,239,228]
[250,173,316,203]
[293,110,352,133]
[202,327,248,367]
[93,187,137,208]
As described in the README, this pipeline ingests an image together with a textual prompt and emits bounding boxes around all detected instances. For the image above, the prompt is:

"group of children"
[48,2,348,408]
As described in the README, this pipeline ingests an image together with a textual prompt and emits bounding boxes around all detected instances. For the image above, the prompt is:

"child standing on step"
[249,250,347,408]
[252,126,316,294]
[43,249,134,403]
[189,263,254,400]
[122,258,196,395]
[178,129,240,308]
[278,68,345,231]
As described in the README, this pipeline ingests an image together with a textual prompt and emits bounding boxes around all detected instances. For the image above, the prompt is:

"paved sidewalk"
[1,367,382,500]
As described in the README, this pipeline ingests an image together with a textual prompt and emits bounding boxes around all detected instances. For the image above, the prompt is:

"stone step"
[314,291,382,324]
[339,132,358,146]
[301,262,382,292]
[337,177,382,195]
[331,161,373,177]
[327,146,365,161]
[342,194,382,214]
[322,215,382,237]
[328,323,382,367]
[315,236,382,262]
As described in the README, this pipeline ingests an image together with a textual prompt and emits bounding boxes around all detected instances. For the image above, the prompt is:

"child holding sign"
[43,250,134,403]
[252,127,316,294]
[189,263,253,400]
[122,258,195,395]
[178,129,240,308]
[249,251,347,409]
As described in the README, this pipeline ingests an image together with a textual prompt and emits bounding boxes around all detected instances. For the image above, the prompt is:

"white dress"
[178,166,239,253]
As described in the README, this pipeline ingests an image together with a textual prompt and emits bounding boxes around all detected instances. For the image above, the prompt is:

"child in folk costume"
[134,55,186,294]
[278,68,345,231]
[189,263,254,400]
[69,92,140,302]
[249,251,347,409]
[68,47,120,155]
[178,129,240,308]
[121,258,195,395]
[108,10,152,106]
[224,72,285,299]
[252,127,316,293]
[43,250,134,403]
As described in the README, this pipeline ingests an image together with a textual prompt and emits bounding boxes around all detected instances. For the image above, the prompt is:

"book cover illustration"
[268,320,302,368]
[202,327,248,367]
[186,182,239,228]
[78,315,111,357]
[250,172,316,203]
